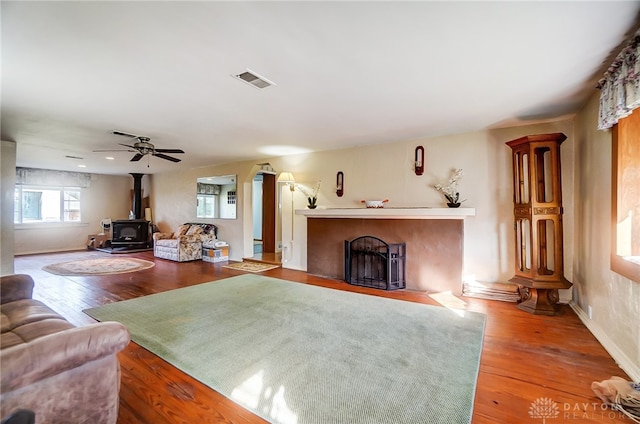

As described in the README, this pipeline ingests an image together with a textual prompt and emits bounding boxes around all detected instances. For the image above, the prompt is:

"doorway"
[252,174,263,254]
[252,172,276,257]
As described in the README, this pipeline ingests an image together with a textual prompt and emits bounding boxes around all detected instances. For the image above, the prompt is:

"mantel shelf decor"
[297,180,321,209]
[296,207,475,219]
[434,168,465,207]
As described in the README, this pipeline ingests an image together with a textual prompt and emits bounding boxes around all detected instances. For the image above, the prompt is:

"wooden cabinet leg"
[517,287,561,315]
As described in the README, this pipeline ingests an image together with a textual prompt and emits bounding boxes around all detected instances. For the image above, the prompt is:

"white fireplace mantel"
[295,207,476,219]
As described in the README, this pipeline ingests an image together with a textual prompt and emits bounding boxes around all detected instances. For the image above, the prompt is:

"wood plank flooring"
[13,250,631,424]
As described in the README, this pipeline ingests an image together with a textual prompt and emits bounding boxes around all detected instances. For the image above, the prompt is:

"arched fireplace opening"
[344,236,406,290]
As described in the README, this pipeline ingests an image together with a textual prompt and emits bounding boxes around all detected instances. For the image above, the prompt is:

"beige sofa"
[0,274,130,424]
[153,222,218,262]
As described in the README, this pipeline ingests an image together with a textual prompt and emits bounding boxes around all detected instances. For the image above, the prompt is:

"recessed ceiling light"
[105,156,114,160]
[77,164,87,168]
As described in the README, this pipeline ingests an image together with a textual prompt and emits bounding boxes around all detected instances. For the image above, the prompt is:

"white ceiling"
[2,1,639,175]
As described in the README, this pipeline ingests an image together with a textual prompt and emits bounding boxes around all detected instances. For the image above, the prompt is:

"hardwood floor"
[13,250,631,423]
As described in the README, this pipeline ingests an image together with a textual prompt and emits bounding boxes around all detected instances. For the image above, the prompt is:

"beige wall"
[14,173,132,255]
[150,162,257,260]
[271,122,577,286]
[150,119,575,287]
[1,141,17,275]
[573,92,639,381]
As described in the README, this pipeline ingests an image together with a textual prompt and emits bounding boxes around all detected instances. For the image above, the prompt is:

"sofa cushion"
[1,299,66,332]
[184,223,217,237]
[2,318,75,349]
[185,225,203,236]
[1,299,72,349]
[173,224,190,238]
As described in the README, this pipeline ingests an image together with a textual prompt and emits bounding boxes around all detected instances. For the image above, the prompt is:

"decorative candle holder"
[414,146,424,176]
[336,171,344,197]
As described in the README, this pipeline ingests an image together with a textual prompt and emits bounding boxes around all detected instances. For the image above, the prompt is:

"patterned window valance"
[597,28,640,130]
[16,167,92,188]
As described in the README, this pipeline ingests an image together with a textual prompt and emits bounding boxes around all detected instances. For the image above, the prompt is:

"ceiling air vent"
[233,69,276,89]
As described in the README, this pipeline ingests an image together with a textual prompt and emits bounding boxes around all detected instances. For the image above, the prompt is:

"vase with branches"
[434,169,465,207]
[296,180,321,209]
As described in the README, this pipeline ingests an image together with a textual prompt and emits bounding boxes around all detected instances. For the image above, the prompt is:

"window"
[611,112,640,282]
[14,186,81,224]
[196,195,216,218]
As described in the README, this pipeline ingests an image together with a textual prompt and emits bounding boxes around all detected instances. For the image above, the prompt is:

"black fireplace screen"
[344,236,406,290]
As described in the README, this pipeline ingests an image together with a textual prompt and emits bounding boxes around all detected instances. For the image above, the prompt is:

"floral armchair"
[153,223,217,262]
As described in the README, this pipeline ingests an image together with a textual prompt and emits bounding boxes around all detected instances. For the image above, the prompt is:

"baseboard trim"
[570,301,640,381]
[15,248,87,256]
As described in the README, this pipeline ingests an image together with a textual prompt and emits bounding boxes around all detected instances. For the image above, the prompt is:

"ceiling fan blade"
[130,153,145,162]
[118,143,138,149]
[92,149,134,152]
[155,148,185,154]
[153,152,181,162]
[113,130,138,138]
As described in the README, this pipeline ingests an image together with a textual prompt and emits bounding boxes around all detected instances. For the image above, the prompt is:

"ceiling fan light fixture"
[232,69,276,89]
[94,131,184,164]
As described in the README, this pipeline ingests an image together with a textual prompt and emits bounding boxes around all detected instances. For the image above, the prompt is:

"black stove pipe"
[130,173,144,219]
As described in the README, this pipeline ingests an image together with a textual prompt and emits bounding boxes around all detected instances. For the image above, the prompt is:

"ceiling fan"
[93,131,185,163]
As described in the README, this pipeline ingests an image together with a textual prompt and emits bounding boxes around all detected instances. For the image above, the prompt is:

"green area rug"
[84,275,485,424]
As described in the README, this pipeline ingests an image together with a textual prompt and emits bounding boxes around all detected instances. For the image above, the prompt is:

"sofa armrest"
[153,232,173,241]
[0,274,35,304]
[0,321,130,392]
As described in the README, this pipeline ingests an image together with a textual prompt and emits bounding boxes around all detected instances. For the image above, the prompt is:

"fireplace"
[301,211,471,294]
[344,236,406,290]
[111,219,150,247]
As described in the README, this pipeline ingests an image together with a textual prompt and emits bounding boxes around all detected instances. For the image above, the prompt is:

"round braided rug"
[43,258,155,276]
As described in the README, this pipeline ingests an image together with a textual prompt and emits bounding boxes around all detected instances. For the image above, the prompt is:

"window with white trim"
[14,186,81,224]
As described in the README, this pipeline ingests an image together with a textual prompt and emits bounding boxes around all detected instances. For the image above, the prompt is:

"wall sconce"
[414,146,424,176]
[336,171,344,197]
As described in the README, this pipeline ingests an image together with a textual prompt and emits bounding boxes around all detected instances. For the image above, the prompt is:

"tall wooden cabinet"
[506,133,572,315]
